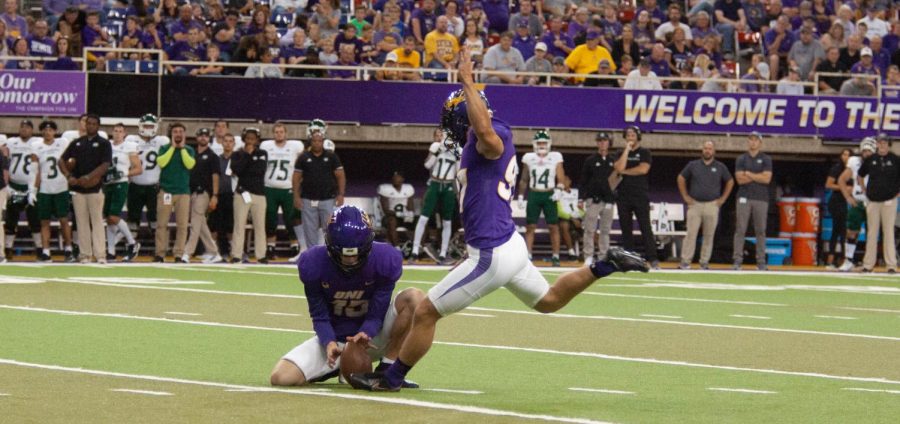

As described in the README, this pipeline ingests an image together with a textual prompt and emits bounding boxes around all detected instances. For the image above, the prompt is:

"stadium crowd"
[0,0,899,91]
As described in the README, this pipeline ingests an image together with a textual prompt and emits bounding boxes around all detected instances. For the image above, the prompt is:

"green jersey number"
[45,157,59,179]
[144,151,158,170]
[432,157,456,180]
[268,160,290,181]
[10,153,33,175]
[531,168,551,190]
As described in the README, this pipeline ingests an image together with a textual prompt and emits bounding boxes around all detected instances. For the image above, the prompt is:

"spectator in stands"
[461,18,486,59]
[624,57,663,90]
[209,133,235,257]
[5,38,34,70]
[318,35,338,65]
[732,131,772,270]
[326,45,356,79]
[858,5,889,39]
[616,54,635,86]
[82,11,110,49]
[579,131,617,265]
[656,4,692,43]
[27,19,54,58]
[54,7,83,55]
[647,42,671,80]
[599,3,622,47]
[539,0,568,19]
[375,51,402,80]
[788,26,825,81]
[119,16,145,50]
[824,148,852,269]
[378,171,415,248]
[466,2,489,33]
[483,31,526,84]
[182,128,221,263]
[541,15,574,59]
[667,28,693,74]
[820,22,847,50]
[483,0,510,34]
[512,19,536,61]
[358,23,378,64]
[869,36,891,76]
[333,23,363,62]
[885,19,900,55]
[840,33,863,71]
[677,140,734,270]
[44,37,78,70]
[766,15,795,80]
[282,28,311,74]
[392,35,422,80]
[525,42,552,85]
[61,114,111,263]
[347,2,370,32]
[690,11,718,50]
[373,25,400,63]
[424,15,459,80]
[245,7,270,38]
[311,0,341,39]
[700,65,732,92]
[776,65,805,94]
[567,7,590,41]
[166,26,206,76]
[851,47,879,76]
[247,47,283,78]
[742,0,766,32]
[815,47,847,93]
[550,56,574,86]
[632,10,656,54]
[565,31,614,83]
[637,0,665,26]
[2,0,27,39]
[834,5,856,38]
[714,0,746,56]
[192,44,223,76]
[509,0,542,38]
[154,123,195,263]
[442,0,464,38]
[583,58,619,88]
[293,120,345,248]
[142,19,164,50]
[886,65,900,86]
[611,24,641,68]
[840,75,876,96]
[614,125,658,269]
[411,0,437,44]
[230,127,268,263]
[171,4,204,43]
[810,0,833,35]
[858,134,899,273]
[740,54,770,92]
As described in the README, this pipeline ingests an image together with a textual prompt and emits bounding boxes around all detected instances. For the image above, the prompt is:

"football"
[339,340,372,383]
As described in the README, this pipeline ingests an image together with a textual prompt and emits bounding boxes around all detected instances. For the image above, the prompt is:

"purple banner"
[160,77,900,139]
[0,70,86,116]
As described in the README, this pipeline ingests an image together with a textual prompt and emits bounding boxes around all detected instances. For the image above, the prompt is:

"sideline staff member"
[677,140,734,270]
[292,122,346,247]
[230,127,268,264]
[732,131,772,270]
[61,114,112,263]
[613,125,658,268]
[858,134,899,273]
[579,131,617,265]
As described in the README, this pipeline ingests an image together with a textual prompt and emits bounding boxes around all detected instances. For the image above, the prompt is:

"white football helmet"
[307,118,327,138]
[533,130,551,156]
[859,137,876,153]
[138,113,159,138]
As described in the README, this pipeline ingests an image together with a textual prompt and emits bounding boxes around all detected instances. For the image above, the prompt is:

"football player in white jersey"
[125,114,170,237]
[210,119,243,156]
[517,130,567,266]
[556,176,584,260]
[2,119,42,258]
[260,122,305,260]
[837,137,876,272]
[105,123,143,261]
[410,129,461,264]
[378,171,415,247]
[33,121,74,262]
[61,113,109,142]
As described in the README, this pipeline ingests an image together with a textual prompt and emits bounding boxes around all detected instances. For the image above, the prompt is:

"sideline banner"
[0,70,86,116]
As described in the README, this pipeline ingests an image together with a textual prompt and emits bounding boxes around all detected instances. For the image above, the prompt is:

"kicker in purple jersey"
[457,117,518,249]
[297,242,402,347]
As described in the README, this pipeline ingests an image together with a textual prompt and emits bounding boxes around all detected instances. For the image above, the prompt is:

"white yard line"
[456,313,495,318]
[729,315,772,320]
[841,388,900,395]
[264,312,303,317]
[110,388,173,396]
[837,307,900,314]
[569,388,635,395]
[581,292,787,307]
[814,315,858,320]
[0,359,608,424]
[164,312,202,317]
[421,388,483,395]
[640,314,682,319]
[49,278,306,300]
[0,393,9,396]
[4,304,900,386]
[707,387,777,394]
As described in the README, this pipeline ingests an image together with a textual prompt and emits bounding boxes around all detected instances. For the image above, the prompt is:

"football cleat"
[258,257,269,265]
[153,256,164,263]
[266,246,276,260]
[373,363,420,389]
[551,256,561,267]
[838,260,854,272]
[37,252,52,263]
[64,251,76,263]
[348,372,400,392]
[604,247,649,273]
[123,243,140,262]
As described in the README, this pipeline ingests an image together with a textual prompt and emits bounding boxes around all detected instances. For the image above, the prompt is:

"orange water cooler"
[777,197,796,238]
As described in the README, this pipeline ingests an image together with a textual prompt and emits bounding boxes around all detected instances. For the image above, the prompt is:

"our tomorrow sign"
[0,70,85,116]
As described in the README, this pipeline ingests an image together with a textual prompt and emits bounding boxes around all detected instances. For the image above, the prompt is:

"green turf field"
[1,264,898,423]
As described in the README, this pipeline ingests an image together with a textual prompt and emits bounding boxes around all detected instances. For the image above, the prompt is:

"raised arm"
[458,46,503,159]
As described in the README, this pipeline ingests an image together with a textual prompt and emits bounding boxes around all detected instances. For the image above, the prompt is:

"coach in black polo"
[292,128,345,247]
[857,134,899,273]
[61,114,112,263]
[183,128,221,262]
[613,125,657,269]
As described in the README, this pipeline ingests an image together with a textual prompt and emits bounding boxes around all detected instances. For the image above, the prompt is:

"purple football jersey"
[297,242,401,347]
[458,118,518,249]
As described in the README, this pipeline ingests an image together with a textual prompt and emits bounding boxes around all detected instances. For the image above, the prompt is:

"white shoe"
[199,253,214,261]
[180,254,191,263]
[838,260,854,272]
[202,254,223,264]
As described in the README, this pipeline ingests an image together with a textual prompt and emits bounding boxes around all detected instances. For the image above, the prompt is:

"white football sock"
[440,220,452,257]
[106,225,118,255]
[412,216,429,255]
[32,233,42,249]
[117,220,135,244]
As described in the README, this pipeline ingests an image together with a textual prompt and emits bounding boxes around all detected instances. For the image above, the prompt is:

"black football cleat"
[373,363,420,388]
[348,372,400,392]
[604,247,650,273]
[307,369,339,384]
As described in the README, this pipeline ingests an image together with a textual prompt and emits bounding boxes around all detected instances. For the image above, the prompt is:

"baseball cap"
[20,119,33,128]
[585,30,601,40]
[470,1,483,10]
[861,47,873,56]
[599,59,611,68]
[552,56,565,65]
[595,131,611,141]
[196,127,211,136]
[535,42,547,52]
[385,51,398,62]
[749,131,764,141]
